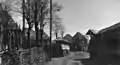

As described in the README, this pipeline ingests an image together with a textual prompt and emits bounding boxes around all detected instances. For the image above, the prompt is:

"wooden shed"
[51,39,71,58]
[88,22,120,61]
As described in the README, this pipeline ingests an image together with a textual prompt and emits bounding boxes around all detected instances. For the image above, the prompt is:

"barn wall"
[88,34,101,58]
[100,30,120,57]
[89,27,120,59]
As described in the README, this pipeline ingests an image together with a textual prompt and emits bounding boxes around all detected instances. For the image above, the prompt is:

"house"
[0,9,22,64]
[20,29,50,64]
[63,34,73,43]
[88,22,120,62]
[86,29,97,40]
[72,32,87,51]
[86,29,97,35]
[22,28,50,49]
[0,9,20,51]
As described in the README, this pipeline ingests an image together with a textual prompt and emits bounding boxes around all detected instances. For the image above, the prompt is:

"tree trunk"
[34,0,39,47]
[61,31,64,39]
[27,23,32,48]
[9,30,12,51]
[40,17,44,63]
[56,32,58,39]
[35,22,39,47]
[40,29,43,46]
[22,0,26,49]
[49,0,52,60]
[40,7,43,47]
[22,0,25,33]
[0,25,3,51]
[27,23,32,65]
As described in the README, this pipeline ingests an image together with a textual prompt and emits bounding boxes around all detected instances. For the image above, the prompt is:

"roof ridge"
[98,22,120,34]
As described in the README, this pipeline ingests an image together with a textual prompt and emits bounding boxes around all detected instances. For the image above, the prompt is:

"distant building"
[72,32,87,51]
[51,39,71,57]
[0,9,21,65]
[63,34,73,43]
[86,29,97,35]
[0,9,20,51]
[86,29,98,50]
[86,29,97,40]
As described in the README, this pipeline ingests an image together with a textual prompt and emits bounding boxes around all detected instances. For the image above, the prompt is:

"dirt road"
[44,52,89,65]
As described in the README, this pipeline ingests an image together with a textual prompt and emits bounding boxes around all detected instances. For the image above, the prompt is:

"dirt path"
[44,52,89,65]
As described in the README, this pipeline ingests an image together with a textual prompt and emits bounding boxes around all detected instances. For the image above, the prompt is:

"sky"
[11,0,120,36]
[54,0,120,36]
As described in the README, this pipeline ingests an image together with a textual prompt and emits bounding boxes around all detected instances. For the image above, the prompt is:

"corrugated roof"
[98,22,120,34]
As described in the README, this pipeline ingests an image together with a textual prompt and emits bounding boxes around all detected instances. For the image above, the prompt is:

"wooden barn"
[88,22,120,63]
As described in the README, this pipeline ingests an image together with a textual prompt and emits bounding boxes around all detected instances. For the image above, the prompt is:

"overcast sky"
[54,0,120,35]
[12,0,120,36]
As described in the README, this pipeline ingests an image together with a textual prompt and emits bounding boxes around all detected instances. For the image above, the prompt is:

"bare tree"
[52,3,65,39]
[2,0,49,44]
[52,17,65,39]
[2,0,65,39]
[60,24,65,38]
[0,0,65,64]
